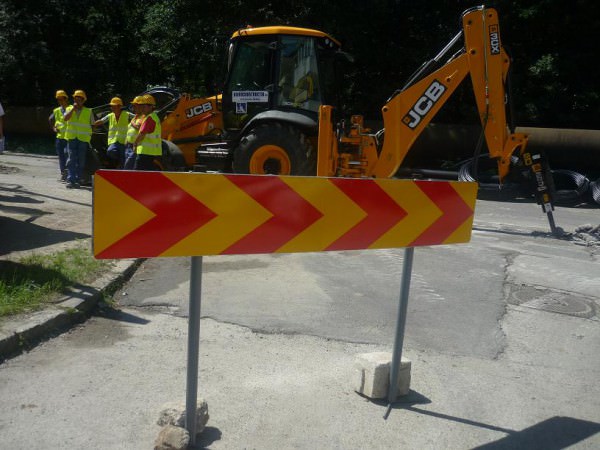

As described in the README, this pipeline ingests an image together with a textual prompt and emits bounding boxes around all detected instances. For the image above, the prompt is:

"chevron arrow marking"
[93,171,477,258]
[275,176,365,252]
[325,178,407,251]
[159,173,272,256]
[221,175,323,254]
[409,180,476,246]
[93,174,155,255]
[439,181,478,243]
[372,179,440,248]
[94,171,216,258]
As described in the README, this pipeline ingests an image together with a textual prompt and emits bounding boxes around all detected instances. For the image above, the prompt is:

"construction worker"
[48,90,70,181]
[123,95,144,169]
[93,96,131,168]
[63,89,93,188]
[133,94,162,171]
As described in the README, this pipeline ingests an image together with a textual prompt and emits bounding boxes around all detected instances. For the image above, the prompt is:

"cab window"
[226,39,272,91]
[277,36,321,113]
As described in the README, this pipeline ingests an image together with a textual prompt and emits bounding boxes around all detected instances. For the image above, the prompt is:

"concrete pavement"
[1,151,599,449]
[0,151,140,360]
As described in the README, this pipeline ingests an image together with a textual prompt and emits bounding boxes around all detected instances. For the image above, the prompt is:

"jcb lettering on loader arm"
[402,80,447,129]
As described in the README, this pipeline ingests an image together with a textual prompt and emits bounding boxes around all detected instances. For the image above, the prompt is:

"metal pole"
[186,256,203,445]
[388,247,415,405]
[547,210,559,236]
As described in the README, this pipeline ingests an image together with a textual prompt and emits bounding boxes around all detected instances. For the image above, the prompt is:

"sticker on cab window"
[232,91,269,103]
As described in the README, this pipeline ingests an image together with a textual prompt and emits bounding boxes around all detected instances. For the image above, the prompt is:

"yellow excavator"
[153,6,556,230]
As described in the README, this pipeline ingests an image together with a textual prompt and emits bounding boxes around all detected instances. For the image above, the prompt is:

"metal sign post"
[186,256,203,446]
[387,247,415,406]
[93,171,478,430]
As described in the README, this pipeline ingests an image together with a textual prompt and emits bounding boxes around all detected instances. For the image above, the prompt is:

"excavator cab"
[222,26,340,151]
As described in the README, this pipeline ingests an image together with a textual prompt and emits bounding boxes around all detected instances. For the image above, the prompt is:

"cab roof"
[231,26,341,48]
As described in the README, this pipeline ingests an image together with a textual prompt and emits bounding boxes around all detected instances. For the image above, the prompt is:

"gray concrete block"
[353,352,411,399]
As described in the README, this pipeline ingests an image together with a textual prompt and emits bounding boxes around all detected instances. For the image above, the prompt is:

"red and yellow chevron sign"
[92,170,477,259]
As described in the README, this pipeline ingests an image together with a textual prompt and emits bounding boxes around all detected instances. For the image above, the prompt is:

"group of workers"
[49,89,162,189]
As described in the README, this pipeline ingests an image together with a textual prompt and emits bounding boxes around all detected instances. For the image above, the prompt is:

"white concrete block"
[353,352,411,399]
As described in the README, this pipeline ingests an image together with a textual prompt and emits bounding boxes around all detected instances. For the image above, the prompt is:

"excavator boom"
[375,7,514,179]
[316,6,557,232]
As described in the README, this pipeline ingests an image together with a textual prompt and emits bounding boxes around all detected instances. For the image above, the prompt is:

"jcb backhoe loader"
[153,6,557,230]
[119,6,555,232]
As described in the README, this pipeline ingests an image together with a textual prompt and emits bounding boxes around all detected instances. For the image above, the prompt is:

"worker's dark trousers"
[55,138,67,175]
[66,138,88,183]
[133,153,160,171]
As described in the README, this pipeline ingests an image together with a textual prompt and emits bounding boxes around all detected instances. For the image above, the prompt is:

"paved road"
[118,198,600,358]
[0,152,599,449]
[0,152,91,259]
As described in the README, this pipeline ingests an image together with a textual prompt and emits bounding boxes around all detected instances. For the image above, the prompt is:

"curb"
[0,258,142,363]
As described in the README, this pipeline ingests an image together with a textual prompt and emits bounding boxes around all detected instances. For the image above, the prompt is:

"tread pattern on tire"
[233,123,315,175]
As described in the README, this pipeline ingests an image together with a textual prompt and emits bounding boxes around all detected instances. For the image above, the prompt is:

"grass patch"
[0,244,112,317]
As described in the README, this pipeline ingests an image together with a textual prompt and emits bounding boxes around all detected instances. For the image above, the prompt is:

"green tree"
[0,0,598,129]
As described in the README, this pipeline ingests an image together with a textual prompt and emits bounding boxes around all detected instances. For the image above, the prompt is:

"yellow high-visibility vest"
[108,112,129,145]
[53,106,69,139]
[64,107,92,143]
[126,115,143,144]
[137,112,162,156]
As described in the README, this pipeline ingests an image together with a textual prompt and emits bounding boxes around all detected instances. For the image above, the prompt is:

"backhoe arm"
[374,7,520,180]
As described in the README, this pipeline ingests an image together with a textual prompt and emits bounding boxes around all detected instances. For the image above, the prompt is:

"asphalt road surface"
[118,199,600,360]
[1,152,599,449]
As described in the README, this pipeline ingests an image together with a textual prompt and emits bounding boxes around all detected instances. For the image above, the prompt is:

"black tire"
[232,123,315,175]
[157,140,187,171]
[81,147,102,186]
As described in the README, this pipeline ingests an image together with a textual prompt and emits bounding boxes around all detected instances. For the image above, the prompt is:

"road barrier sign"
[93,170,478,259]
[92,170,479,433]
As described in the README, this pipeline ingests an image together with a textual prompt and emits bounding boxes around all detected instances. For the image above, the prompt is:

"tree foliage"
[0,0,598,128]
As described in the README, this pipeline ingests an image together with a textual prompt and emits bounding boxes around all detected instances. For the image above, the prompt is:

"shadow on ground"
[377,392,599,448]
[473,416,600,450]
[0,216,89,255]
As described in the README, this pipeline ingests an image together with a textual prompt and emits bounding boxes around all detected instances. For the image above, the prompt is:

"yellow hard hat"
[55,90,68,99]
[131,96,143,104]
[141,94,156,106]
[109,97,123,106]
[73,89,87,101]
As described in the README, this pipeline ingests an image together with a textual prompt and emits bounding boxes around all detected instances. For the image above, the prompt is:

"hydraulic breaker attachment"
[518,146,558,234]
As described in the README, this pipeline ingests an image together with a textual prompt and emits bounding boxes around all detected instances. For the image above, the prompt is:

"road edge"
[0,258,143,363]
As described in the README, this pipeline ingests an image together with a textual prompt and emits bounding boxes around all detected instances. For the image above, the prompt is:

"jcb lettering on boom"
[489,25,500,54]
[402,80,446,129]
[186,102,213,119]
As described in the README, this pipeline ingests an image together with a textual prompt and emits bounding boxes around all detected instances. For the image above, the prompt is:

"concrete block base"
[353,352,411,399]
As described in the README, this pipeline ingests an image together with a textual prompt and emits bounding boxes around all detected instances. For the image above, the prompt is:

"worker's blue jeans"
[107,142,125,168]
[123,144,135,170]
[66,138,88,184]
[55,138,67,174]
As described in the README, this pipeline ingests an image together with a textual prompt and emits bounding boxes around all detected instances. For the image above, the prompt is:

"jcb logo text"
[402,80,446,129]
[186,102,213,118]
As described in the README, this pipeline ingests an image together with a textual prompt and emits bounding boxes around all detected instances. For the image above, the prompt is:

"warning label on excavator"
[232,91,269,103]
[236,103,247,114]
[93,171,478,259]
